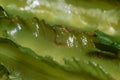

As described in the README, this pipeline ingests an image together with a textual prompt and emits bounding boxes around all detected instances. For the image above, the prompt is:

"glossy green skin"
[0,16,95,64]
[0,0,120,38]
[0,13,119,80]
[0,0,120,80]
[0,38,114,80]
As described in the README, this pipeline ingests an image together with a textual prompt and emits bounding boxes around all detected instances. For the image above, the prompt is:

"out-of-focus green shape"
[0,38,114,80]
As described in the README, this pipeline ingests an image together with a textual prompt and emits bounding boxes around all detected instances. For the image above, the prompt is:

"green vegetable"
[0,38,114,80]
[0,0,120,80]
[0,0,120,37]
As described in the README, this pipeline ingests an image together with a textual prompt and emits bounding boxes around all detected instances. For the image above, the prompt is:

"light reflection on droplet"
[17,23,22,30]
[33,23,39,37]
[20,0,40,10]
[81,36,87,46]
[67,36,75,48]
[10,28,17,35]
[109,26,115,35]
[8,24,22,36]
[64,5,71,14]
[30,0,39,8]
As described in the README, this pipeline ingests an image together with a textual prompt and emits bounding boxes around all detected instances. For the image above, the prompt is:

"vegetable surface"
[0,38,114,80]
[0,0,120,80]
[0,0,120,37]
